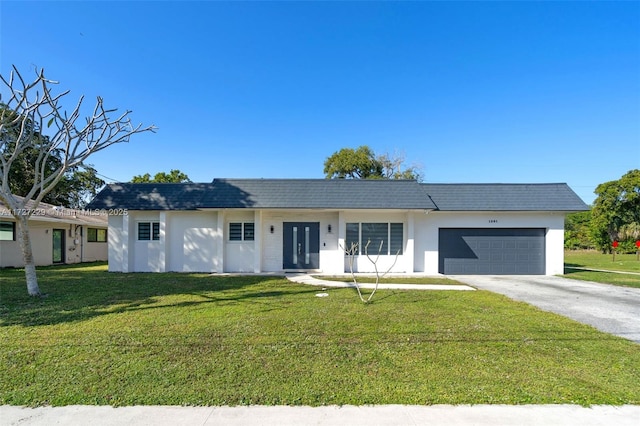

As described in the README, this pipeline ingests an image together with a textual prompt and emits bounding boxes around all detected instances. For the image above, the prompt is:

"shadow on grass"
[563,265,587,275]
[0,264,317,327]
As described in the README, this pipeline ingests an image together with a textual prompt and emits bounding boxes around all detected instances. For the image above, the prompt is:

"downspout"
[75,225,83,263]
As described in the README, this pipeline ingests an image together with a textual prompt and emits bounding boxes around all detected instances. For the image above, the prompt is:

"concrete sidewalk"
[286,273,475,291]
[3,404,639,426]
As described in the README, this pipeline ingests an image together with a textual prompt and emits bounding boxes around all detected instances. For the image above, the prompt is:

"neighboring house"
[87,179,588,276]
[0,197,108,268]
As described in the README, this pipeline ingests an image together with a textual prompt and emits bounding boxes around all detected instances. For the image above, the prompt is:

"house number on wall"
[489,219,498,223]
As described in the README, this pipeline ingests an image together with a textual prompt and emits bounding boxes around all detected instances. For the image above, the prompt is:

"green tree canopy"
[131,169,192,183]
[324,145,422,180]
[590,169,640,252]
[564,209,593,250]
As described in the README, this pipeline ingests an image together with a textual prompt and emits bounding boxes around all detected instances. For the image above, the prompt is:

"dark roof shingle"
[87,179,588,212]
[421,183,588,211]
[203,179,437,209]
[87,179,437,210]
[86,183,215,210]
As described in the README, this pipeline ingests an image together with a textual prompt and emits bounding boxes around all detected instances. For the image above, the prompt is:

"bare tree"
[377,151,423,181]
[341,240,401,303]
[0,65,155,296]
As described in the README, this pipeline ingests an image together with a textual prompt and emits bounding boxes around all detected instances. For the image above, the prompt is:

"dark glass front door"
[52,229,65,264]
[283,222,319,269]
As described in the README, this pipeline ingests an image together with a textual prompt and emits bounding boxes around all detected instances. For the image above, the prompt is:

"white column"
[546,214,565,275]
[122,213,129,272]
[254,210,263,273]
[159,212,167,272]
[337,211,346,273]
[406,213,415,273]
[216,210,225,273]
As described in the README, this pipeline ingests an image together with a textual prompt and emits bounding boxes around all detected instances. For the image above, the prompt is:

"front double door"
[283,222,320,270]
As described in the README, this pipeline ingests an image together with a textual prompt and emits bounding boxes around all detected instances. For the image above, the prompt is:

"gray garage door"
[439,228,545,275]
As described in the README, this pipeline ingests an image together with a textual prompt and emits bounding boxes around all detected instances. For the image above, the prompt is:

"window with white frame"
[138,222,160,241]
[229,222,254,241]
[345,222,403,255]
[0,221,16,241]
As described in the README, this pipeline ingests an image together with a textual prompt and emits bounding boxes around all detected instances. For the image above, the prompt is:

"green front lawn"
[565,250,640,272]
[564,250,640,288]
[1,264,639,407]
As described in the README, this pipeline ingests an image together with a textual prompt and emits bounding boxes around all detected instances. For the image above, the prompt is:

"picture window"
[344,222,403,255]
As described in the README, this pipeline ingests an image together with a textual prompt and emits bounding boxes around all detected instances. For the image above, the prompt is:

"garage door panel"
[518,253,530,261]
[439,228,545,275]
[490,252,503,262]
[477,240,491,249]
[490,240,503,249]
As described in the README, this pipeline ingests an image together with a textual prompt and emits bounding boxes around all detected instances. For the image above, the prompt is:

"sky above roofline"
[2,1,638,205]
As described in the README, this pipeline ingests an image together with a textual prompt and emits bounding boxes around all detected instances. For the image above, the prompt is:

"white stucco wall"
[166,211,219,272]
[128,212,162,272]
[413,211,566,275]
[108,215,124,272]
[224,211,255,272]
[67,225,108,264]
[103,209,567,276]
[0,221,37,267]
[82,224,109,263]
[1,221,107,268]
[0,238,23,267]
[11,223,54,266]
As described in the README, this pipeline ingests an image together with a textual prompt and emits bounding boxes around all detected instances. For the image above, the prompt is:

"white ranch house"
[87,179,588,275]
[0,197,108,268]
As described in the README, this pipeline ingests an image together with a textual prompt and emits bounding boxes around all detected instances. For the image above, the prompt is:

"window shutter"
[229,223,242,241]
[390,223,403,255]
[361,223,388,255]
[243,223,255,241]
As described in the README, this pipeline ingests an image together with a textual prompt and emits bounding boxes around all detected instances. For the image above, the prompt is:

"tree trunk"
[16,215,41,296]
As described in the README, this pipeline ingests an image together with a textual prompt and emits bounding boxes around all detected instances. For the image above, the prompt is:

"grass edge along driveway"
[564,250,640,288]
[1,263,639,407]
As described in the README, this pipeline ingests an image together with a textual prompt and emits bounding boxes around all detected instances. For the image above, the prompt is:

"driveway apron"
[451,275,640,344]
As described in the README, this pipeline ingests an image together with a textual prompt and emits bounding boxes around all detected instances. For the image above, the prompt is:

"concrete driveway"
[451,275,640,344]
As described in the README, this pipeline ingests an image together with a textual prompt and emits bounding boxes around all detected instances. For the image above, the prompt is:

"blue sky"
[1,1,639,204]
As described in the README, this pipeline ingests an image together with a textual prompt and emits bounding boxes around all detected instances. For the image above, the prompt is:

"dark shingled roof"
[87,179,588,212]
[86,183,216,210]
[87,179,438,210]
[202,179,437,209]
[421,183,589,211]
